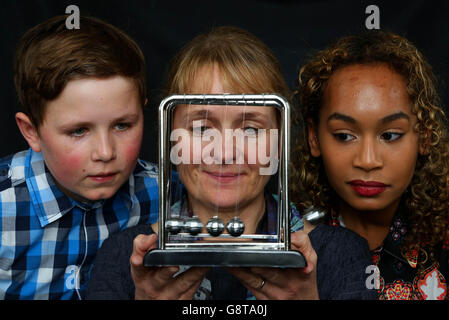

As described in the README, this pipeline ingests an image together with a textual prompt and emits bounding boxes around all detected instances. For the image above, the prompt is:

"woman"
[86,26,376,300]
[291,30,449,300]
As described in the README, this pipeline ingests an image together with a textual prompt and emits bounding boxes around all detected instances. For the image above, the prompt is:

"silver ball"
[206,216,224,236]
[165,217,185,234]
[226,217,245,237]
[185,216,203,235]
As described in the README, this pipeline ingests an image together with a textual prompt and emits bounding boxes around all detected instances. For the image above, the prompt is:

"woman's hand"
[226,230,319,299]
[130,233,209,300]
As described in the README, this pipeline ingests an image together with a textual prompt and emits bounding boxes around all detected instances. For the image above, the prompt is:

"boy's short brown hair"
[14,15,146,129]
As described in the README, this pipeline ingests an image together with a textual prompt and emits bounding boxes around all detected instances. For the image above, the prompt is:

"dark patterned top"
[328,204,449,300]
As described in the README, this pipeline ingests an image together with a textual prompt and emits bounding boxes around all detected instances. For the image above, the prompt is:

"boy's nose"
[353,137,383,171]
[92,133,116,162]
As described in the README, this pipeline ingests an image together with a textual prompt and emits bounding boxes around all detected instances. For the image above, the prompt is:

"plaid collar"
[24,149,135,228]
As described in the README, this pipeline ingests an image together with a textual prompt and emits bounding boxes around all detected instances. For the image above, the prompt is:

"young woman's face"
[308,64,420,212]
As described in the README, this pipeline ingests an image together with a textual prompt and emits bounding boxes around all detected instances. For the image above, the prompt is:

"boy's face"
[308,64,420,213]
[28,76,143,202]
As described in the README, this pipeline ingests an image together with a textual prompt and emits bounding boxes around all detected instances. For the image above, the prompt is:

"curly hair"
[290,30,449,262]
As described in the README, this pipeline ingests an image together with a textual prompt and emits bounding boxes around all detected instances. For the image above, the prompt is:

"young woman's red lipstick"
[348,180,388,196]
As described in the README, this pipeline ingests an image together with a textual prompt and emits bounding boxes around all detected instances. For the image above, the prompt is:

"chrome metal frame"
[158,94,291,252]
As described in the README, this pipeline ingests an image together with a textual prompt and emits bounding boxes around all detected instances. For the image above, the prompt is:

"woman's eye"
[243,127,258,136]
[70,128,87,137]
[381,132,403,141]
[192,125,210,136]
[333,133,355,142]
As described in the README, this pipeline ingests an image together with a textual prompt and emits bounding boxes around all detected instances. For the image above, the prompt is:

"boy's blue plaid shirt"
[0,149,159,299]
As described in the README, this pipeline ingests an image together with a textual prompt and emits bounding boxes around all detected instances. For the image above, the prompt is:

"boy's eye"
[115,123,130,131]
[333,133,355,142]
[70,128,87,137]
[381,132,403,141]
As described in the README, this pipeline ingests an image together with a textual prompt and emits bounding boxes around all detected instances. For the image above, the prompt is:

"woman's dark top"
[86,223,378,300]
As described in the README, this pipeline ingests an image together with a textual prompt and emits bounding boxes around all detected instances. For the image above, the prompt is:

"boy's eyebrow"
[58,113,140,128]
[114,113,140,122]
[327,111,410,124]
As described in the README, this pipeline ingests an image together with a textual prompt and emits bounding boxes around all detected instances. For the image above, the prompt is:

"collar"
[25,149,136,228]
[328,202,419,268]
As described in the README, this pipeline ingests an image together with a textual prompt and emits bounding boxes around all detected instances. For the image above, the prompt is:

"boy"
[0,15,159,299]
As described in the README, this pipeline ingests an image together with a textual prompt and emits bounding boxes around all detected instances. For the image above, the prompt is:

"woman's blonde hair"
[291,30,449,260]
[165,26,290,97]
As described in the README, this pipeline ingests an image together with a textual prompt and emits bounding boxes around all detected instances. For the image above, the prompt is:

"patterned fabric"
[170,191,303,300]
[328,205,449,300]
[0,149,160,299]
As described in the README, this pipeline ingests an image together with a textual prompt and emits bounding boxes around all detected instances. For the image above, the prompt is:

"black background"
[1,0,448,163]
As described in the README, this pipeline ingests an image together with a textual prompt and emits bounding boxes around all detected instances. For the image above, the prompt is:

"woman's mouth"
[348,180,388,196]
[204,171,245,183]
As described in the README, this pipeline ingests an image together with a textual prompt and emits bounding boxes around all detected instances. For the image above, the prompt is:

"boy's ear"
[307,120,321,157]
[15,112,41,153]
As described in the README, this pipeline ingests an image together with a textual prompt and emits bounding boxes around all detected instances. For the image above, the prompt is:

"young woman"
[291,30,449,300]
[86,26,376,300]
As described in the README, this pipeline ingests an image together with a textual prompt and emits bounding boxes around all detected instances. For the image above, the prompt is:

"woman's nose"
[353,137,383,171]
[217,128,237,164]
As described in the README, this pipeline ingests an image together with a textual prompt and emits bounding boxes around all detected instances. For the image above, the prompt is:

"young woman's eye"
[333,133,355,142]
[69,128,87,137]
[381,132,403,141]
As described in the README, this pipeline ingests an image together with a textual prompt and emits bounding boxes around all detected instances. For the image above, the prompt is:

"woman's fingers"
[290,230,317,274]
[226,267,264,290]
[173,267,210,299]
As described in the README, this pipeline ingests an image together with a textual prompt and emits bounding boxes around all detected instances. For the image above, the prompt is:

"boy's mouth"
[88,172,117,183]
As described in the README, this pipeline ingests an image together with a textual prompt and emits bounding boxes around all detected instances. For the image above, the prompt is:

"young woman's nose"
[353,137,383,171]
[91,132,116,162]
